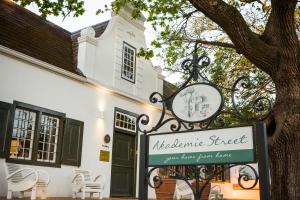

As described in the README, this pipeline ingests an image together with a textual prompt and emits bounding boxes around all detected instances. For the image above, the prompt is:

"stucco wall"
[81,11,162,102]
[0,52,160,198]
[0,8,259,199]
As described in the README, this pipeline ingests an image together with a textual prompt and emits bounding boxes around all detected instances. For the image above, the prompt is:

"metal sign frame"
[138,53,271,200]
[147,125,256,166]
[170,82,224,123]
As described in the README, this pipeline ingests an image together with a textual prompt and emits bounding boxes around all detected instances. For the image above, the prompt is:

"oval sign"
[171,83,223,122]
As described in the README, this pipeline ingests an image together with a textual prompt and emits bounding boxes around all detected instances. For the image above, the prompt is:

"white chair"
[72,169,105,199]
[4,163,50,200]
[175,180,194,200]
[209,185,223,200]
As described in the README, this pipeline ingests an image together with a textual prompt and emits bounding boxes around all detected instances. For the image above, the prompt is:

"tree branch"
[195,39,236,49]
[298,41,300,70]
[189,0,279,75]
[182,9,198,19]
[260,11,276,45]
[264,0,299,79]
[239,0,263,4]
[262,0,298,47]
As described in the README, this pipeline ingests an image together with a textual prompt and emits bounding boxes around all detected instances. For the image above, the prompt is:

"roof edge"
[0,45,86,80]
[4,0,71,35]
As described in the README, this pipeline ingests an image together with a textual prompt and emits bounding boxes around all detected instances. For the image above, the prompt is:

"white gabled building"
[0,1,259,199]
[0,0,163,198]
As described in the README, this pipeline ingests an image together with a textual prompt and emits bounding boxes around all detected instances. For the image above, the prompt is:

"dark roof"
[0,1,173,100]
[0,0,108,76]
[163,80,177,109]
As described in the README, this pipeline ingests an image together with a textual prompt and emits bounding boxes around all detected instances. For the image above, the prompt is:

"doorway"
[110,108,137,197]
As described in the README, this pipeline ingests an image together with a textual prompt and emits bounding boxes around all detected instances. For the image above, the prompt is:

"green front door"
[111,131,136,197]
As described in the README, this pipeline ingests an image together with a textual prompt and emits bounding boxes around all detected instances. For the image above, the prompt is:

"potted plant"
[154,168,177,200]
[191,181,211,200]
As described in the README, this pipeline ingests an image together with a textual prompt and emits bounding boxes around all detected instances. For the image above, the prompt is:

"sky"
[26,0,180,83]
[28,0,112,32]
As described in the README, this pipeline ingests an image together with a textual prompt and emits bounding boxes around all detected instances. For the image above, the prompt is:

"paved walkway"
[0,197,254,200]
[0,198,139,200]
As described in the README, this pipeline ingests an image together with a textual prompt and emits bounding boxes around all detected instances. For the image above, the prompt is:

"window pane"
[37,114,59,163]
[49,153,55,163]
[9,108,36,160]
[115,120,120,127]
[122,43,135,82]
[114,111,137,132]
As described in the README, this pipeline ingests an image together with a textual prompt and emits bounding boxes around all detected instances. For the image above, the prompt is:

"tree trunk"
[188,1,300,199]
[269,135,300,200]
[268,72,300,200]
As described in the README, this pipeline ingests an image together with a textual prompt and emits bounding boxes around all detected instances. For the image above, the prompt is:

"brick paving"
[0,197,255,200]
[0,198,139,200]
[0,197,141,200]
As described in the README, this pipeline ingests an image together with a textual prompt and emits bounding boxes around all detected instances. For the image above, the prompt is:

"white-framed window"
[37,114,59,163]
[11,110,60,163]
[122,42,136,83]
[8,101,65,167]
[10,108,36,160]
[115,111,137,133]
[1,101,84,167]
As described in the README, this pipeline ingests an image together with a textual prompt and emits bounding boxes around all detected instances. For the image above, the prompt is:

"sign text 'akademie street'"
[148,126,255,166]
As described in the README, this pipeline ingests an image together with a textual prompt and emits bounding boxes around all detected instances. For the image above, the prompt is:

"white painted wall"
[0,52,159,198]
[77,6,163,101]
[0,6,259,199]
[0,48,260,200]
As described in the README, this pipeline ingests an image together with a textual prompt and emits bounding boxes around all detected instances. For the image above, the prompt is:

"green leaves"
[14,0,279,124]
[96,4,109,15]
[137,48,154,60]
[14,0,85,18]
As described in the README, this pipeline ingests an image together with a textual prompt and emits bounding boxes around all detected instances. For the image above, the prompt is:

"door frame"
[110,107,138,197]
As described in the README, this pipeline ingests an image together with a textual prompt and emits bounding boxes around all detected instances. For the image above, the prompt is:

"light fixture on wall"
[104,134,111,144]
[98,111,105,119]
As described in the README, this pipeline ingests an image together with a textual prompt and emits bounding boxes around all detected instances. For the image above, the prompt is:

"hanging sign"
[148,126,255,166]
[171,83,223,122]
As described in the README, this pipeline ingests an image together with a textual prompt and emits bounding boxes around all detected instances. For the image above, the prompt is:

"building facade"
[0,1,259,199]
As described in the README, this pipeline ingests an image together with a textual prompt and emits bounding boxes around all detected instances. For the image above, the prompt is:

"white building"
[0,0,259,199]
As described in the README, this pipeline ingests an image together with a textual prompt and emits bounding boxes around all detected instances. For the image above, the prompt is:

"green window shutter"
[61,118,84,166]
[0,101,12,158]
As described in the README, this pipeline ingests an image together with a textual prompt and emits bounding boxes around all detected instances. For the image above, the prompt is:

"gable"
[0,0,169,100]
[71,21,109,69]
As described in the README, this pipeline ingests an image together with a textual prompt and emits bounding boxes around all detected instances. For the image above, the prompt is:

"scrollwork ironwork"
[237,164,259,190]
[231,76,272,121]
[137,53,272,134]
[145,164,259,198]
[138,51,271,200]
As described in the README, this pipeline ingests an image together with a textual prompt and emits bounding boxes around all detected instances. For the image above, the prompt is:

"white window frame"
[7,101,65,167]
[115,111,137,133]
[37,114,60,163]
[122,42,136,83]
[10,108,36,160]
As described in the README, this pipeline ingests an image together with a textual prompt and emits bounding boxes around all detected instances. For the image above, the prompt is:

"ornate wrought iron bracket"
[146,164,259,196]
[137,51,272,200]
[137,53,272,135]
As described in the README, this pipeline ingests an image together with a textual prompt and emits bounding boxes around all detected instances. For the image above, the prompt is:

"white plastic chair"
[72,169,105,199]
[175,180,194,200]
[4,163,50,200]
[209,185,223,200]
